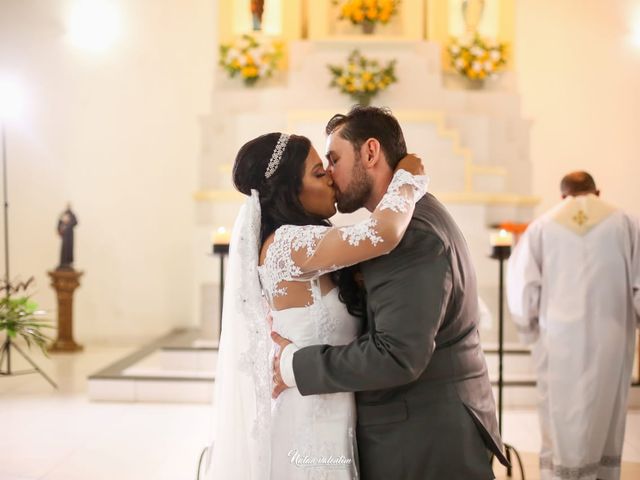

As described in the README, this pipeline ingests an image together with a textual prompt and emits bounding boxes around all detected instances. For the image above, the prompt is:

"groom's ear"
[362,138,382,169]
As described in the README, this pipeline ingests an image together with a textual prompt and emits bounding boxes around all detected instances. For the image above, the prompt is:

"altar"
[193,0,536,350]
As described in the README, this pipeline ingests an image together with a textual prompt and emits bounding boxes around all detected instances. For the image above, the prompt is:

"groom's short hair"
[325,106,407,169]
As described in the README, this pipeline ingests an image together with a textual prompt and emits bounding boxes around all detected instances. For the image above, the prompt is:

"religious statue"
[57,205,78,270]
[251,0,265,31]
[462,0,485,34]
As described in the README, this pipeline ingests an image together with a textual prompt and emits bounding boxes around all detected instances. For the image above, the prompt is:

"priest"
[507,171,640,480]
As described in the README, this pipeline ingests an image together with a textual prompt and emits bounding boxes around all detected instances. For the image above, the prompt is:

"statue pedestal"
[47,269,84,353]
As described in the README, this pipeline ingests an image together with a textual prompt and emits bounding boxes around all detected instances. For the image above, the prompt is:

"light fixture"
[632,24,640,49]
[631,7,640,49]
[67,0,121,53]
[0,75,26,123]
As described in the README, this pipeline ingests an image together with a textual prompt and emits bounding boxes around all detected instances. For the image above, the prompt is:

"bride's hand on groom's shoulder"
[396,153,425,176]
[271,331,291,399]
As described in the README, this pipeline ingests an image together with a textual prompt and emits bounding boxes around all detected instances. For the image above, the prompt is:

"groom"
[272,106,509,478]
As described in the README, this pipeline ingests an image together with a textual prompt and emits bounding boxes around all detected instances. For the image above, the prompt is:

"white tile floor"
[0,345,213,480]
[1,343,639,479]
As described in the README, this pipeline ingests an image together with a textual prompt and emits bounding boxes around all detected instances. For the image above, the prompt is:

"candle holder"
[490,244,512,261]
[488,238,524,477]
[213,243,229,255]
[213,242,229,343]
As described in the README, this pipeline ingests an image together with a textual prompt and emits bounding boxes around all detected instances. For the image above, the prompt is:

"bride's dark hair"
[232,132,365,318]
[233,133,329,243]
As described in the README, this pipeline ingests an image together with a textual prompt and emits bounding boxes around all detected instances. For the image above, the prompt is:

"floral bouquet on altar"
[219,34,283,86]
[448,34,507,82]
[328,50,397,106]
[335,0,399,33]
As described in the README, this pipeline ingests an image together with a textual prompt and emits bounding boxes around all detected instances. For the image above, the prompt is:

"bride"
[202,132,427,479]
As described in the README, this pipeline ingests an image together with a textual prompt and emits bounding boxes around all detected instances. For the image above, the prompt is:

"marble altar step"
[208,110,472,195]
[445,113,526,163]
[88,329,640,407]
[88,328,217,403]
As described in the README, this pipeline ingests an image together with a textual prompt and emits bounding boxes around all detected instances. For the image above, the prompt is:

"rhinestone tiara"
[264,133,290,179]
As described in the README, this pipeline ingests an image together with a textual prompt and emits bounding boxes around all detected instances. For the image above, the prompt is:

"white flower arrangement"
[448,34,507,81]
[219,35,283,86]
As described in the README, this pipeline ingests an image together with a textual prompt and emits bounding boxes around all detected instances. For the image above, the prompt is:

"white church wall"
[515,0,640,216]
[0,0,216,343]
[1,0,638,346]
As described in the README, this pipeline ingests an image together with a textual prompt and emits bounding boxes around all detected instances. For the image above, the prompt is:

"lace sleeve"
[264,169,428,287]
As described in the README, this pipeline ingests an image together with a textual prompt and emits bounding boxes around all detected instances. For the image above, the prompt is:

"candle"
[212,226,231,245]
[490,229,514,247]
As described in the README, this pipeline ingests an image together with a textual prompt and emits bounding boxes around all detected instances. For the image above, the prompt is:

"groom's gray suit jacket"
[292,194,509,479]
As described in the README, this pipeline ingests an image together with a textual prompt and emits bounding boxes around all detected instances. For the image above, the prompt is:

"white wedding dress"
[204,169,427,480]
[264,287,360,479]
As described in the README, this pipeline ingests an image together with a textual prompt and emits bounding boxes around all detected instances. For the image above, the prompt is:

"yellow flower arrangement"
[448,34,507,82]
[336,0,399,25]
[328,50,397,106]
[219,35,283,86]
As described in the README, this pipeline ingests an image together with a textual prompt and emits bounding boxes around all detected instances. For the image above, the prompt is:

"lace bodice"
[268,287,360,480]
[257,169,428,310]
[271,288,359,347]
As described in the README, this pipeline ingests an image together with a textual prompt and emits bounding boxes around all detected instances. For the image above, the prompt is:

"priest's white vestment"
[507,194,640,480]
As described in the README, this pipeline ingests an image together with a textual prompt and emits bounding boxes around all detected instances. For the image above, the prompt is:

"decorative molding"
[471,165,508,176]
[194,188,539,206]
[196,108,537,207]
[193,190,244,202]
[435,191,539,206]
[286,109,504,192]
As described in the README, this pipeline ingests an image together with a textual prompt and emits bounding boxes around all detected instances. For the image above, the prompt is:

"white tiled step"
[121,368,212,378]
[132,349,218,375]
[88,378,214,403]
[89,347,216,403]
[191,339,219,348]
[488,373,536,384]
[88,341,218,403]
[492,384,640,409]
[88,378,639,407]
[485,355,535,376]
[87,333,639,406]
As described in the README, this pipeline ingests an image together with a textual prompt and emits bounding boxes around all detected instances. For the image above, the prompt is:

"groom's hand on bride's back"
[271,331,292,399]
[396,153,425,176]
